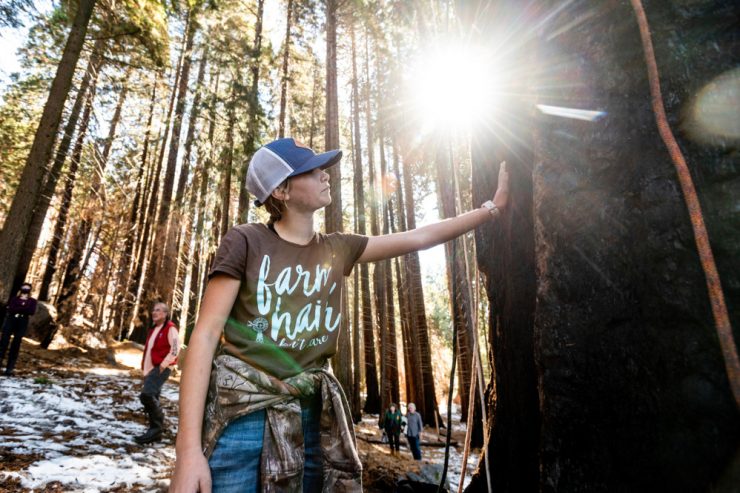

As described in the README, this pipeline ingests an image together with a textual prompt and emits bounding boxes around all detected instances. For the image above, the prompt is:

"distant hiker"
[405,402,424,460]
[0,283,37,376]
[135,302,178,445]
[384,403,403,455]
[168,137,509,492]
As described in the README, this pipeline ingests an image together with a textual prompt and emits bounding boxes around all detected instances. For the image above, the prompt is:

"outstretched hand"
[492,161,510,210]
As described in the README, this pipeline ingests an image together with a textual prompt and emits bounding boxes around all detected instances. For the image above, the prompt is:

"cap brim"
[288,149,342,177]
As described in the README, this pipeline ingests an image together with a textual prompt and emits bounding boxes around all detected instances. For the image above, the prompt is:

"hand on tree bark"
[493,161,510,210]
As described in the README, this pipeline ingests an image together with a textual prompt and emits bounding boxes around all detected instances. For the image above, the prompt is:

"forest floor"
[0,338,479,492]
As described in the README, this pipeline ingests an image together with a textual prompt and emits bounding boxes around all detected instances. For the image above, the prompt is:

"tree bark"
[172,43,209,325]
[152,8,197,305]
[53,89,98,325]
[379,129,400,407]
[14,38,105,308]
[236,0,265,224]
[277,0,293,138]
[220,80,237,236]
[401,154,440,427]
[323,0,340,229]
[36,50,103,302]
[350,21,380,414]
[0,0,97,304]
[114,76,158,339]
[435,141,482,444]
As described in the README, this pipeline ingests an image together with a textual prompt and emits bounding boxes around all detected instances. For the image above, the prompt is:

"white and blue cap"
[247,138,343,205]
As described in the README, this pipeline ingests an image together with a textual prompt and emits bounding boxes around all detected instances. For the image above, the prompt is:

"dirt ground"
[1,338,478,492]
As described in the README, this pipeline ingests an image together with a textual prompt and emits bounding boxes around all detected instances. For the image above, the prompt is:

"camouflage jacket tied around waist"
[202,354,363,492]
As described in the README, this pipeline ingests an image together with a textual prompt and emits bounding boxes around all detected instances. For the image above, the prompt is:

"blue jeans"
[209,397,323,493]
[407,435,422,460]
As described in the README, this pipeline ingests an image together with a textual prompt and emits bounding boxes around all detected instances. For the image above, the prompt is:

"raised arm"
[357,161,509,264]
[170,275,241,493]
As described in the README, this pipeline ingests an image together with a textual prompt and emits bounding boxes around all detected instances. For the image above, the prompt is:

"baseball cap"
[247,138,343,205]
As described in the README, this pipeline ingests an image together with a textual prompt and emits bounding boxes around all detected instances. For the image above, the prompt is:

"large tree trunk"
[152,9,197,306]
[467,1,739,491]
[378,119,400,407]
[185,65,220,344]
[114,76,158,339]
[322,0,355,407]
[219,81,237,236]
[50,80,97,325]
[131,27,189,339]
[83,69,131,329]
[0,0,96,304]
[277,0,293,138]
[236,0,265,224]
[323,0,340,228]
[175,45,208,208]
[435,141,482,443]
[390,141,422,414]
[400,155,441,427]
[185,157,209,345]
[36,54,102,302]
[350,23,380,415]
[15,38,105,306]
[172,43,209,326]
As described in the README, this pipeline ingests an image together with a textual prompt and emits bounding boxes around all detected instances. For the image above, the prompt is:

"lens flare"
[408,42,500,132]
[685,68,740,144]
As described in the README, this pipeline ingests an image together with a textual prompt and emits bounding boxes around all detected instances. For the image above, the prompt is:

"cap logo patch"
[293,139,311,150]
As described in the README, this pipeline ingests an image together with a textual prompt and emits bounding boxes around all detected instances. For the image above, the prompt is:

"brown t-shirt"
[209,223,368,379]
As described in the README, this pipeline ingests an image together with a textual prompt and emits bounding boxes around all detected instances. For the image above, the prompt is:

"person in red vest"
[136,302,178,444]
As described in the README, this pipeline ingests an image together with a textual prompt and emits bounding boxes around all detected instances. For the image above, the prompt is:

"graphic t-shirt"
[209,223,368,379]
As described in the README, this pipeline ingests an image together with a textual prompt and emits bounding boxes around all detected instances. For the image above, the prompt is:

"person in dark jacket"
[0,283,37,376]
[135,302,178,444]
[405,402,424,460]
[383,403,403,455]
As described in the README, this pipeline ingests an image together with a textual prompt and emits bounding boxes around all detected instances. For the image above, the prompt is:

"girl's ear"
[271,186,289,201]
[271,186,290,201]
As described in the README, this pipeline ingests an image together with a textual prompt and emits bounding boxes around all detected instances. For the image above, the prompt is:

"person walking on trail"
[405,402,423,461]
[383,403,403,455]
[136,302,178,445]
[169,137,509,493]
[0,282,37,376]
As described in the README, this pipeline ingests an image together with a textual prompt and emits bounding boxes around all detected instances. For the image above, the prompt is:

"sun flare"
[408,43,500,132]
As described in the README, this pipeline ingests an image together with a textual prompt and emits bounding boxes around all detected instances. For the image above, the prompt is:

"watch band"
[481,200,500,218]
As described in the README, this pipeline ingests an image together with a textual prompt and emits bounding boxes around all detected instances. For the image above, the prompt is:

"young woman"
[170,137,509,492]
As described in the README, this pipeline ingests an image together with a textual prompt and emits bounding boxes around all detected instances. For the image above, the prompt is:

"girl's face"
[284,168,331,212]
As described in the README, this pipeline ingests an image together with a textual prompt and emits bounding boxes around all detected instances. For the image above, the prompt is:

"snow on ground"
[0,363,178,492]
[1,344,480,492]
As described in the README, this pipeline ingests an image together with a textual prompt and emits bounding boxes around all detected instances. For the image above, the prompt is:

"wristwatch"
[481,200,500,218]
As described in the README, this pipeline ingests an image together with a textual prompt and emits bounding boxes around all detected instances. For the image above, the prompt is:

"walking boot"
[135,394,163,444]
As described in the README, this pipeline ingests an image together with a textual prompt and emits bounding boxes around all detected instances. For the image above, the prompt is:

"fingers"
[200,477,212,493]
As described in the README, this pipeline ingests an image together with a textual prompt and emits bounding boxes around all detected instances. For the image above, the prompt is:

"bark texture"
[0,0,96,303]
[467,0,740,491]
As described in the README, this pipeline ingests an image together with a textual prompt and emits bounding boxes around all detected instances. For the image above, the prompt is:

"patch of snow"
[0,367,179,491]
[83,367,130,377]
[23,454,154,490]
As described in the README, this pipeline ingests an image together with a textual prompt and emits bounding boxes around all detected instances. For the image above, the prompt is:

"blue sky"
[0,1,54,95]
